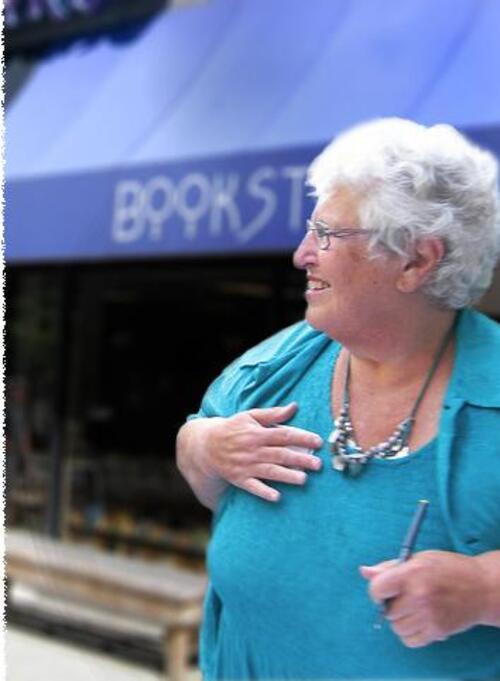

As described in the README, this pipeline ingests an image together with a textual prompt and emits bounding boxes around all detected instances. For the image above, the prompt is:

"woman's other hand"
[360,550,500,647]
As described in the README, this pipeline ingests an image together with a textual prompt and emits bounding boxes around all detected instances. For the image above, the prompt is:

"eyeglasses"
[305,219,373,251]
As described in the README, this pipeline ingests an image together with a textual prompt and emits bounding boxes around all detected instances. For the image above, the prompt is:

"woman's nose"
[293,230,318,270]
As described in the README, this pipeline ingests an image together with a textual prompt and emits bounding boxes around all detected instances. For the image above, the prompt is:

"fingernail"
[312,458,323,470]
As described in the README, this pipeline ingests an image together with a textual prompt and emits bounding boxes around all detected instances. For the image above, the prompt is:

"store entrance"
[61,255,305,562]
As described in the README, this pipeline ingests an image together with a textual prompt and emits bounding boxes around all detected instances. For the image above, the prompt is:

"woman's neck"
[345,307,458,391]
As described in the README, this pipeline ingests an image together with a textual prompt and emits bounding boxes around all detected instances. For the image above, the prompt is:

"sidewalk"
[6,626,202,681]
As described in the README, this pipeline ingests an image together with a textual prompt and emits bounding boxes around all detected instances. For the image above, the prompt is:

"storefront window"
[6,268,61,531]
[6,257,305,563]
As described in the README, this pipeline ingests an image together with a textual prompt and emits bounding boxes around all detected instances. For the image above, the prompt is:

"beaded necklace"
[329,322,455,476]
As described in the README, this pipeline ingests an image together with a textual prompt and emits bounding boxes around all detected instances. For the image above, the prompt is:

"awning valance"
[7,0,500,262]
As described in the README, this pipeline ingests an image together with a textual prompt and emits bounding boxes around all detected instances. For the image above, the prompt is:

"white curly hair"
[307,118,500,309]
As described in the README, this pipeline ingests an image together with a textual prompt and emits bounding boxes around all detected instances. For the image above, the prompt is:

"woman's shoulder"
[459,308,500,341]
[455,309,500,407]
[192,322,335,418]
[232,320,332,369]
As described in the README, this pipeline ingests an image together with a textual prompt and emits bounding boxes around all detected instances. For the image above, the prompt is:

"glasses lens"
[316,227,330,250]
[306,221,330,250]
[319,231,329,250]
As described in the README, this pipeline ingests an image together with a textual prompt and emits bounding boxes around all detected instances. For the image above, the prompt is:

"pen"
[374,499,429,629]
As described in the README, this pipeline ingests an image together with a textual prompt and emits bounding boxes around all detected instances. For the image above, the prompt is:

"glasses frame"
[306,219,373,251]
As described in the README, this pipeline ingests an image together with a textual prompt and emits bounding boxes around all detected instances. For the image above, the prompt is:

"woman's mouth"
[305,278,331,302]
[306,278,330,292]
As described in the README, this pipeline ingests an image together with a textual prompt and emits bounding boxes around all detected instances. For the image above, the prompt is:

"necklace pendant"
[331,452,347,471]
[346,461,363,477]
[399,445,410,457]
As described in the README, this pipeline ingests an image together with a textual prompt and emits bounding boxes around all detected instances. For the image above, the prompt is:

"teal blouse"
[190,309,500,680]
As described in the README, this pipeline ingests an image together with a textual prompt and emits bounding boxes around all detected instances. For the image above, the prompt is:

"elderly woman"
[176,118,500,680]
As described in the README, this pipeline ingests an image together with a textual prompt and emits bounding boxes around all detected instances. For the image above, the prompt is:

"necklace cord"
[340,319,456,455]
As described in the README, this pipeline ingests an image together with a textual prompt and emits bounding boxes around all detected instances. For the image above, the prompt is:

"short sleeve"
[186,360,256,421]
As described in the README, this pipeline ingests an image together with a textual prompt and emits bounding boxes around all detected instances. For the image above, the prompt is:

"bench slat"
[7,530,207,603]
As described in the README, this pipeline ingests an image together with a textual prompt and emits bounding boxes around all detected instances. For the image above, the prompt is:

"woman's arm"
[176,417,229,511]
[475,551,500,627]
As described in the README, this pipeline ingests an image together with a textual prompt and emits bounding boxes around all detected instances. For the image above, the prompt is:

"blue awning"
[7,0,500,263]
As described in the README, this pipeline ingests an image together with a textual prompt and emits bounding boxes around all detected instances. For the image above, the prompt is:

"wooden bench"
[6,529,207,681]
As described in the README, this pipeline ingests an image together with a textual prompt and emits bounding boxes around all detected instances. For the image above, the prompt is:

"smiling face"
[293,186,404,344]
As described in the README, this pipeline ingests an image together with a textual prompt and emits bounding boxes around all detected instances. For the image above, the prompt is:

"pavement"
[6,626,202,681]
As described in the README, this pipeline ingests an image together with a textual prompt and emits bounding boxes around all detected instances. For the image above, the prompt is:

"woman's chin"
[305,306,345,341]
[305,306,328,332]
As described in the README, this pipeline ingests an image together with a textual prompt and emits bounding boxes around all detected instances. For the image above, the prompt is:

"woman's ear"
[396,238,445,293]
